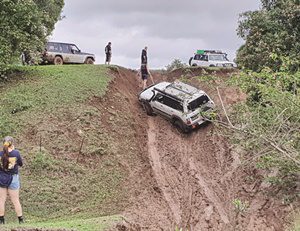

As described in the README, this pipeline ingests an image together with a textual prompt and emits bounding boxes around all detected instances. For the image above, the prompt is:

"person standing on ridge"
[0,136,24,224]
[141,46,148,65]
[137,46,154,89]
[105,42,112,65]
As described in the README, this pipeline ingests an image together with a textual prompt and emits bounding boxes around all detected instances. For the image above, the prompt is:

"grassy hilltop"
[0,65,124,230]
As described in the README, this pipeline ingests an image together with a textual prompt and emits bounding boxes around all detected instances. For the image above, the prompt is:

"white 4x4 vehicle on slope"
[189,50,237,68]
[138,81,215,133]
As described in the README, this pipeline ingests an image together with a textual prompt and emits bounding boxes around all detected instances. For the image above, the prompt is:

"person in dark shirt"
[0,136,23,224]
[141,46,148,64]
[105,42,112,65]
[137,63,154,89]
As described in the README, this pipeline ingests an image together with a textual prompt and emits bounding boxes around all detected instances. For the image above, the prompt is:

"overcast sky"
[51,0,261,69]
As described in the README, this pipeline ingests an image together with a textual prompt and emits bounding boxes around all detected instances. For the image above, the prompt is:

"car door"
[151,93,173,118]
[70,44,85,63]
[199,55,209,66]
[60,44,73,63]
[151,93,183,119]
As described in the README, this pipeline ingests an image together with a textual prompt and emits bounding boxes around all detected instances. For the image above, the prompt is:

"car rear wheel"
[143,101,154,116]
[209,64,215,67]
[54,56,63,65]
[174,119,191,133]
[192,63,197,67]
[85,58,94,64]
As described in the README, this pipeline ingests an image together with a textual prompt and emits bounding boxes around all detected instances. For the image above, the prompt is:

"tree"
[236,0,300,72]
[165,59,187,72]
[0,0,64,68]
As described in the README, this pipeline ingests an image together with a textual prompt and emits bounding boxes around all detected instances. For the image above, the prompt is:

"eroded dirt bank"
[104,67,293,231]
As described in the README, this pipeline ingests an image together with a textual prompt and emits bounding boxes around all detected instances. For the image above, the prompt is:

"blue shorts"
[9,174,20,190]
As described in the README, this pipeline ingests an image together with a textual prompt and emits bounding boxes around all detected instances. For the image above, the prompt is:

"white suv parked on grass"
[41,42,95,65]
[138,81,215,133]
[189,50,237,68]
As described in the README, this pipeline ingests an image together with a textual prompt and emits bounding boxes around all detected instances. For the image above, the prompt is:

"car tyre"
[85,58,94,64]
[209,64,215,67]
[174,119,191,133]
[54,56,63,65]
[192,63,197,67]
[143,101,154,116]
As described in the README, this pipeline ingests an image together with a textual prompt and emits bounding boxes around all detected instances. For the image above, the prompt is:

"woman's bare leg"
[0,188,7,216]
[8,189,22,216]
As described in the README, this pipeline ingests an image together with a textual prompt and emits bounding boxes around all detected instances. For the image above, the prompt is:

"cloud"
[51,0,261,68]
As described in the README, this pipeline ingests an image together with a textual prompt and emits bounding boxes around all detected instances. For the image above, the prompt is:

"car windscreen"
[188,95,209,111]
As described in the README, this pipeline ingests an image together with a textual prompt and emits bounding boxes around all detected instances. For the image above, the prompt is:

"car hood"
[139,82,170,101]
[80,52,95,56]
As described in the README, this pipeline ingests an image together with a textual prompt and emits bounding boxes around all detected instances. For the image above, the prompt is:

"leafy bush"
[0,0,64,69]
[30,151,58,172]
[165,59,187,72]
[229,69,300,195]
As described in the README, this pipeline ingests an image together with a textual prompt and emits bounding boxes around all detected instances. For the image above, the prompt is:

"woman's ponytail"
[2,137,14,171]
[2,144,9,170]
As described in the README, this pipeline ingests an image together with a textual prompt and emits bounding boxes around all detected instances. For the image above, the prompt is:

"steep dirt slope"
[111,67,291,231]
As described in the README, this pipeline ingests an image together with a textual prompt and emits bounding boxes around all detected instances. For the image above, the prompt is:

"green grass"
[0,65,129,229]
[0,65,111,137]
[2,215,121,231]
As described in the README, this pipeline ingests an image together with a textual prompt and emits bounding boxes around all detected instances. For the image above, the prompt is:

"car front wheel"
[143,101,154,116]
[85,58,94,64]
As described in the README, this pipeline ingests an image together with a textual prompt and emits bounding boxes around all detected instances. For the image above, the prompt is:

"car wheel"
[85,58,94,64]
[143,101,154,116]
[189,57,193,66]
[54,56,63,65]
[209,64,215,67]
[192,63,197,67]
[174,119,191,133]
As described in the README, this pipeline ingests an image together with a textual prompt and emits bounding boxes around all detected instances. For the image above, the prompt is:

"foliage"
[166,59,188,72]
[232,199,249,213]
[229,69,300,195]
[0,0,64,69]
[30,151,58,172]
[236,0,300,72]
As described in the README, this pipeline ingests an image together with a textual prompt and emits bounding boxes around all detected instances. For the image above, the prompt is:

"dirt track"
[105,67,290,231]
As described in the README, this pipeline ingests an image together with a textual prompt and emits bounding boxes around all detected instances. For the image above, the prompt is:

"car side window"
[163,96,183,111]
[61,44,70,53]
[153,93,165,103]
[200,55,208,61]
[70,45,80,54]
[194,54,201,60]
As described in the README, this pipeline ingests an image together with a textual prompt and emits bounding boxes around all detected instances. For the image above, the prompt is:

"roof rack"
[197,50,223,55]
[153,87,183,102]
[168,83,193,96]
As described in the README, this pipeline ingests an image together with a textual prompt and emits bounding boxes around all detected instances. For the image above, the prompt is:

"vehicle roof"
[47,41,77,46]
[155,81,206,102]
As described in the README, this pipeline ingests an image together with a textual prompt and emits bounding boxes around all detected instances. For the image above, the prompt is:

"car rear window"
[188,95,209,111]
